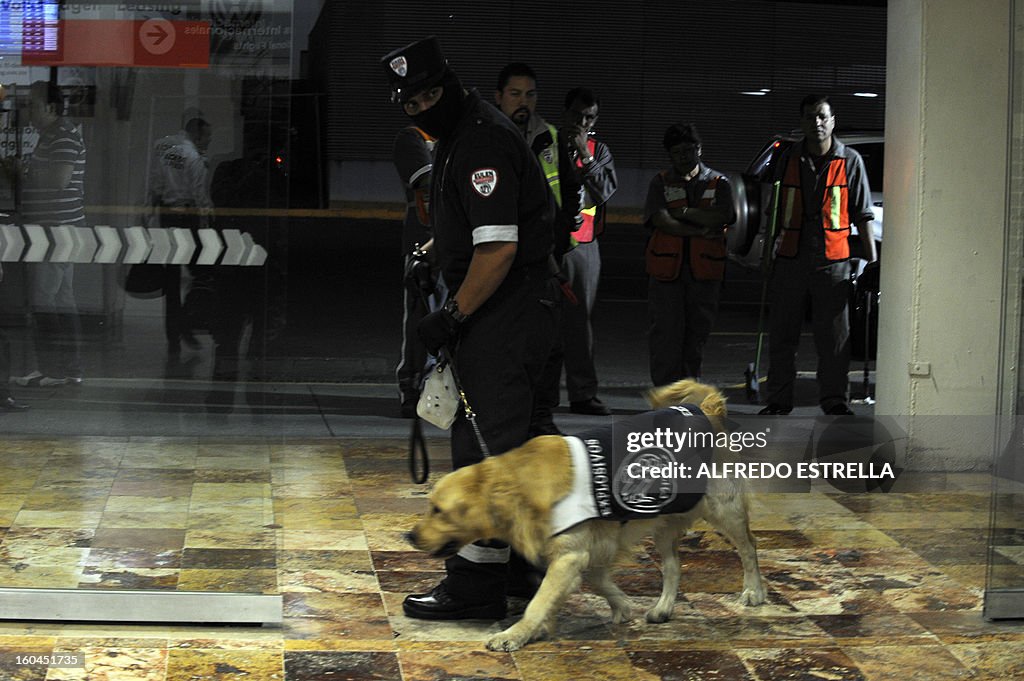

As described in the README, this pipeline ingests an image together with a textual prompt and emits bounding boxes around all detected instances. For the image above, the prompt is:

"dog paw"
[644,607,672,624]
[610,603,633,625]
[740,584,767,606]
[486,629,529,652]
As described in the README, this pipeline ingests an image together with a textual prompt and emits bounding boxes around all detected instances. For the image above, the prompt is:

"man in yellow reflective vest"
[496,63,574,431]
[760,94,878,416]
[495,66,617,424]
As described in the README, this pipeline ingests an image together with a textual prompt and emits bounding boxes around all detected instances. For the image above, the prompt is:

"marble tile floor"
[0,437,1022,680]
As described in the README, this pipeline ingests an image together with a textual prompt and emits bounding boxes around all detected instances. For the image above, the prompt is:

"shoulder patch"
[470,168,498,197]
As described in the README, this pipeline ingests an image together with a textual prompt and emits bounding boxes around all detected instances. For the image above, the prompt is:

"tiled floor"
[0,435,1022,680]
[0,436,1019,679]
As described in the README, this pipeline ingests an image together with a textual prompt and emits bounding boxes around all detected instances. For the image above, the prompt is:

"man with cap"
[382,37,558,620]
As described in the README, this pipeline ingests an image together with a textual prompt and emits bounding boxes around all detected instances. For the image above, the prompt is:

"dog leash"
[407,349,490,484]
[409,416,430,484]
[441,346,491,458]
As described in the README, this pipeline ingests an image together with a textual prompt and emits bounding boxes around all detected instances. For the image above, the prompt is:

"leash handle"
[408,417,430,484]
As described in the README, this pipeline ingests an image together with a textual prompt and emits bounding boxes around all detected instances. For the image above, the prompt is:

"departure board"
[0,1,60,58]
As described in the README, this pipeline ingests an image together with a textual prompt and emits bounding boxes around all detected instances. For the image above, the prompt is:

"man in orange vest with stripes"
[760,94,878,416]
[643,123,734,385]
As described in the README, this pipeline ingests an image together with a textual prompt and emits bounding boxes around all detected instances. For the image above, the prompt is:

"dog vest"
[550,405,716,535]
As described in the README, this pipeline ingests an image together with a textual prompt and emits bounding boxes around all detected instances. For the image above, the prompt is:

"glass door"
[985,0,1024,621]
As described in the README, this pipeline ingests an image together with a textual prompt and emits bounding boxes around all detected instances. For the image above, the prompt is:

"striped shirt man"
[22,117,86,227]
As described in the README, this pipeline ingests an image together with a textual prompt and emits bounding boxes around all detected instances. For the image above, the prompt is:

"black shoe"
[529,421,562,437]
[507,569,544,599]
[758,404,792,415]
[1,396,29,411]
[570,397,612,416]
[822,403,855,416]
[403,582,506,621]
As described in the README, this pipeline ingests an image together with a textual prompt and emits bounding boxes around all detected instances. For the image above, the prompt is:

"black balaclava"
[409,70,466,140]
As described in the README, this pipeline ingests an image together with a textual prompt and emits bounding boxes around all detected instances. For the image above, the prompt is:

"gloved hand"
[404,255,435,295]
[418,307,461,355]
[857,259,881,293]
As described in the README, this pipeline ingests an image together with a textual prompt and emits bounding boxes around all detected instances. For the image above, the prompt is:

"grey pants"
[560,240,601,401]
[27,262,82,379]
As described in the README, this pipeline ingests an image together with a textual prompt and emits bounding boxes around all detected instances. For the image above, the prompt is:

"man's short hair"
[800,93,834,116]
[30,80,62,111]
[663,123,701,150]
[564,87,599,110]
[496,62,537,91]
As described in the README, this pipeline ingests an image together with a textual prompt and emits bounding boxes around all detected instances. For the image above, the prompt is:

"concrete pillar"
[878,0,1013,469]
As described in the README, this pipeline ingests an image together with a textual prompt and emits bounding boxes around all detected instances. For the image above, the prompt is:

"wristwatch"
[443,298,469,323]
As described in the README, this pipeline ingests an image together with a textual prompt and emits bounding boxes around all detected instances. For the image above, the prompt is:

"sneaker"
[569,397,612,416]
[402,582,507,621]
[12,371,43,387]
[0,396,29,411]
[758,404,792,415]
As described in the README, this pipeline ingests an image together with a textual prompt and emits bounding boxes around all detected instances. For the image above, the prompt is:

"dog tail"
[647,379,727,418]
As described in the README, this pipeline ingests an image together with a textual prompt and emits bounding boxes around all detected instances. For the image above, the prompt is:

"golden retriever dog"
[407,379,766,651]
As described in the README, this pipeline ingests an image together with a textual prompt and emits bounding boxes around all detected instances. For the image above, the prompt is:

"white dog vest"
[550,405,716,535]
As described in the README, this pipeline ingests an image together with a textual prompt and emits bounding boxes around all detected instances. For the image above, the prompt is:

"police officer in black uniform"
[381,37,557,620]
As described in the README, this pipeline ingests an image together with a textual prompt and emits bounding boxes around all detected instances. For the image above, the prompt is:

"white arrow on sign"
[94,226,122,264]
[220,229,245,266]
[244,242,267,267]
[0,224,23,262]
[50,225,74,262]
[147,227,172,264]
[23,224,49,262]
[72,226,98,263]
[169,228,196,265]
[123,226,152,264]
[196,228,223,265]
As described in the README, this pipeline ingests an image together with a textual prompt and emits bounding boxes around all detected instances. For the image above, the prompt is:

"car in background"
[727,131,884,267]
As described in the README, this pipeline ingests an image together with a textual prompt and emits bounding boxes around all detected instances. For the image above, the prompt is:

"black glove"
[404,255,435,295]
[857,260,881,293]
[418,307,461,355]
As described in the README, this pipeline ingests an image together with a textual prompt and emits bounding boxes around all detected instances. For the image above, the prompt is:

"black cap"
[381,36,448,104]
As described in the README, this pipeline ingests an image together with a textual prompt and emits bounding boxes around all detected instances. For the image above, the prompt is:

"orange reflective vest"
[571,138,604,244]
[645,171,727,282]
[775,151,851,262]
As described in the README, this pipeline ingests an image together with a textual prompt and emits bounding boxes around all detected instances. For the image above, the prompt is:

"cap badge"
[390,56,408,77]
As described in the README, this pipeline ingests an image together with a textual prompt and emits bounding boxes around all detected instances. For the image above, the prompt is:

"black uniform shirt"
[430,90,554,291]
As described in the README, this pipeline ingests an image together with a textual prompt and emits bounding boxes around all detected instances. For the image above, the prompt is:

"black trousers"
[442,270,558,601]
[648,268,722,385]
[764,258,852,410]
